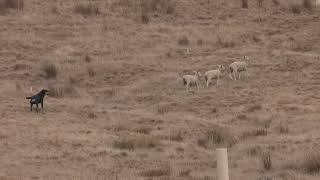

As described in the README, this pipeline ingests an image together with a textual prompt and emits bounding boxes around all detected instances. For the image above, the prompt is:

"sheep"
[182,71,202,92]
[229,56,250,80]
[204,65,225,88]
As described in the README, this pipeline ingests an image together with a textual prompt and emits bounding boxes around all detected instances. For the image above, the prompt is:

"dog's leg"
[41,101,44,112]
[36,104,39,113]
[30,103,33,112]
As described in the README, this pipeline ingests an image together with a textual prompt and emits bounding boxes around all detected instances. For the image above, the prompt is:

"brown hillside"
[0,0,319,179]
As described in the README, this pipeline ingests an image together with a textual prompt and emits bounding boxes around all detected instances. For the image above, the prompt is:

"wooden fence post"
[216,148,229,180]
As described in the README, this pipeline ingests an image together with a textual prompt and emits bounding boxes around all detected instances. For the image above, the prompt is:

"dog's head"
[41,89,49,96]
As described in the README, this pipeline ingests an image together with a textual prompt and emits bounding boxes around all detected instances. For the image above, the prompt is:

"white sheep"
[182,71,202,92]
[204,65,225,87]
[229,56,250,80]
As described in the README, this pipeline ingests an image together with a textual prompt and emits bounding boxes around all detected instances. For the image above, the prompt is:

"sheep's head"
[193,71,202,78]
[218,65,226,72]
[243,55,250,61]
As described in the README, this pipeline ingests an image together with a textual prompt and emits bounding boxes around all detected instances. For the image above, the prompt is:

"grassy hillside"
[0,0,319,179]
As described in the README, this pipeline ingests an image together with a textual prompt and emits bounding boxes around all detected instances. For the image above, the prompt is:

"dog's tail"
[26,97,32,99]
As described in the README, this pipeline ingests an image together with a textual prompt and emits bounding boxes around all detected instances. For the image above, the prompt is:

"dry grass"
[290,4,303,14]
[42,62,58,79]
[261,151,272,170]
[272,0,279,6]
[247,104,263,113]
[113,135,161,150]
[84,54,92,63]
[139,0,175,14]
[198,128,238,149]
[254,128,268,136]
[134,126,152,135]
[303,0,313,10]
[87,66,96,77]
[178,35,189,46]
[302,151,320,174]
[74,2,99,16]
[157,104,171,115]
[163,131,183,142]
[278,123,289,134]
[217,34,235,48]
[139,165,171,177]
[257,0,264,8]
[88,112,97,119]
[241,0,248,9]
[179,169,191,177]
[0,0,24,12]
[48,83,77,98]
[247,145,262,157]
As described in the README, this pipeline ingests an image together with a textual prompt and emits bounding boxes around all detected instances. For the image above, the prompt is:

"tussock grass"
[0,0,24,12]
[42,62,58,79]
[198,128,238,149]
[113,135,161,150]
[302,151,320,174]
[261,151,272,170]
[139,165,171,177]
[49,83,77,98]
[74,2,99,16]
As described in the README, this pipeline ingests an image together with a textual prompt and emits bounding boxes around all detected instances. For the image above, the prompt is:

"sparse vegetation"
[247,145,262,157]
[254,128,268,136]
[257,0,264,8]
[302,151,320,174]
[290,4,303,14]
[167,131,183,142]
[157,104,170,115]
[42,62,58,79]
[49,83,77,98]
[87,66,96,77]
[272,0,279,6]
[74,2,99,16]
[88,112,97,119]
[198,128,238,149]
[84,54,92,63]
[303,0,313,10]
[139,165,171,177]
[278,123,289,134]
[241,0,248,9]
[261,151,272,170]
[134,126,152,135]
[197,38,203,45]
[217,35,235,48]
[178,35,189,46]
[247,104,262,112]
[113,135,161,150]
[0,0,24,12]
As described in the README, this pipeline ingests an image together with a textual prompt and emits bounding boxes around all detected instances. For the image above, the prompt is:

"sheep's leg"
[239,71,242,80]
[206,79,210,88]
[246,70,250,78]
[196,82,199,91]
[217,77,220,86]
[229,73,233,80]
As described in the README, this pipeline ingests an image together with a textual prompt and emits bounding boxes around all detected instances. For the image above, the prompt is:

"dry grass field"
[0,0,320,179]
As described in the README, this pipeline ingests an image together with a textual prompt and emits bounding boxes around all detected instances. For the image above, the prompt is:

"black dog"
[26,89,49,112]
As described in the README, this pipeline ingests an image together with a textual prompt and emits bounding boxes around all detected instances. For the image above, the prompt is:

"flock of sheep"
[181,56,250,92]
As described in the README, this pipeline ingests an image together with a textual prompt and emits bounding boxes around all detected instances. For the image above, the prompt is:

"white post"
[316,0,320,8]
[216,148,229,180]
